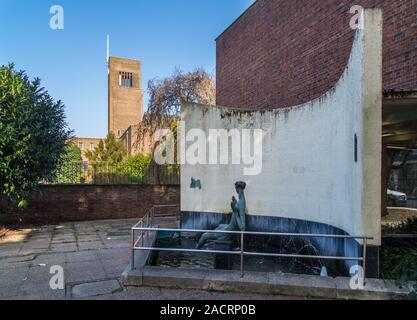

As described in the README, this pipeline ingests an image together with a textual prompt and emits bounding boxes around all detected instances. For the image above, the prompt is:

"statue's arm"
[236,202,246,231]
[231,196,237,212]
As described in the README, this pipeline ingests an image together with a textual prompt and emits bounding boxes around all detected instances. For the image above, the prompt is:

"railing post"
[141,221,144,248]
[131,229,135,270]
[146,214,149,241]
[362,238,367,286]
[240,233,244,278]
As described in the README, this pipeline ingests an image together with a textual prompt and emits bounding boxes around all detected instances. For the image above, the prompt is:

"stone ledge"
[122,265,412,300]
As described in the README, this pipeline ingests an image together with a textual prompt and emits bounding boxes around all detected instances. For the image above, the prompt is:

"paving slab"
[97,248,130,261]
[0,243,23,258]
[17,265,65,300]
[77,241,104,251]
[65,260,107,283]
[0,255,36,270]
[76,235,102,243]
[19,242,50,255]
[31,253,66,267]
[66,251,99,263]
[103,259,130,278]
[71,279,121,298]
[0,266,30,299]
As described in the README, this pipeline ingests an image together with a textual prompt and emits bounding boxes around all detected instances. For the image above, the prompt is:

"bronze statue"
[196,181,247,249]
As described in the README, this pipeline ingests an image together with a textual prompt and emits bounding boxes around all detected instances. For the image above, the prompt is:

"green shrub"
[54,144,83,184]
[0,64,71,209]
[380,241,417,300]
[116,154,152,184]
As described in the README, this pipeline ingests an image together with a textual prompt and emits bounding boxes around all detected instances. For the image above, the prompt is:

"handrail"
[132,226,373,240]
[131,206,372,285]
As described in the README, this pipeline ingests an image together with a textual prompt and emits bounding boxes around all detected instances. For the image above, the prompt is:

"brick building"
[71,137,102,161]
[216,0,416,110]
[73,56,147,160]
[108,57,143,139]
[216,0,417,214]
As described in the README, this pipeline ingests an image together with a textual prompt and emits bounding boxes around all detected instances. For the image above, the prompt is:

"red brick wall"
[216,0,417,110]
[0,185,180,225]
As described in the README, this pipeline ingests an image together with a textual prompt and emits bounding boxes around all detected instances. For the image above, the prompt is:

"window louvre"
[119,72,133,88]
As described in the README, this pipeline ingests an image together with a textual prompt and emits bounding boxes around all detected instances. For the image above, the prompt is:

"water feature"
[145,181,354,278]
[149,233,347,277]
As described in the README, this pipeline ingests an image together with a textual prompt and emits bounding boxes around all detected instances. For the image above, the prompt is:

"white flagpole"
[106,35,110,74]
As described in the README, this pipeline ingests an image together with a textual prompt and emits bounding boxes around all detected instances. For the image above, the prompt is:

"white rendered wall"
[181,10,382,245]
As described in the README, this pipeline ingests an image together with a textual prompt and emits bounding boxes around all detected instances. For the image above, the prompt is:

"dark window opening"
[119,72,133,88]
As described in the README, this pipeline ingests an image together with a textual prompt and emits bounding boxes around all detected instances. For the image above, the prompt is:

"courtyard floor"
[0,218,297,300]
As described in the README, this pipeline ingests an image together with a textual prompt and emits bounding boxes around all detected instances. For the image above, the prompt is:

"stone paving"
[0,219,295,300]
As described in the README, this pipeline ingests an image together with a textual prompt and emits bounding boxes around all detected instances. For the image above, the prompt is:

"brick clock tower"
[108,56,143,138]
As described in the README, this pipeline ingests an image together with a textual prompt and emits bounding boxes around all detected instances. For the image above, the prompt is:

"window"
[89,143,94,151]
[119,72,133,88]
[82,161,89,173]
[78,142,84,151]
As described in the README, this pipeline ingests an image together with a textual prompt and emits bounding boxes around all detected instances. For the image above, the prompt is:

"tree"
[85,133,126,165]
[0,64,71,209]
[137,68,216,152]
[116,153,152,184]
[84,133,127,184]
[55,144,82,184]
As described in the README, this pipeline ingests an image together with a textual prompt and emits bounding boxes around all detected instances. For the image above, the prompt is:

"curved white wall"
[181,10,382,245]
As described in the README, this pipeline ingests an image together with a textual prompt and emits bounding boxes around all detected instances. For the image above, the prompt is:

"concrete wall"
[216,0,416,110]
[181,10,382,247]
[0,185,180,225]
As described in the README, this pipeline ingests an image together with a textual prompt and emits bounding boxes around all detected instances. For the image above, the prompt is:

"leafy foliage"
[380,240,417,300]
[54,144,82,184]
[0,64,71,209]
[85,133,126,166]
[380,218,417,299]
[116,153,152,184]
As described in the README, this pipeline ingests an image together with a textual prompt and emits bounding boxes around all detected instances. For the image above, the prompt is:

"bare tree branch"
[135,68,216,153]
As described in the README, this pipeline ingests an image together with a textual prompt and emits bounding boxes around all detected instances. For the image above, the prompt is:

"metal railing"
[42,160,180,185]
[131,205,180,269]
[131,206,373,284]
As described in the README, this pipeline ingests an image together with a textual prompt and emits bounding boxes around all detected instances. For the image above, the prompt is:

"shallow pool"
[149,234,345,277]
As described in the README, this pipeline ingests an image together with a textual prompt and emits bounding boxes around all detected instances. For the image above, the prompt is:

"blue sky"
[0,0,255,138]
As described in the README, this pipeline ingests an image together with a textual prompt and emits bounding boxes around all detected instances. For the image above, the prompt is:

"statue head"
[235,181,246,194]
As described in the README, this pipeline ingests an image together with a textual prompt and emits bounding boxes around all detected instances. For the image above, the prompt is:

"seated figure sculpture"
[196,181,246,249]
